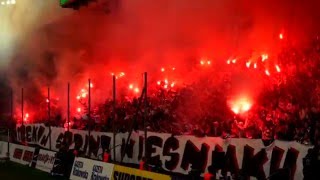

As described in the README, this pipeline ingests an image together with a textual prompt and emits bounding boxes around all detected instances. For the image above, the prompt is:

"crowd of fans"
[34,36,320,147]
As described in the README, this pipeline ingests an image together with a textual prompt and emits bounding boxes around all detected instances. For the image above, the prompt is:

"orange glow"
[164,79,168,84]
[81,93,87,98]
[275,65,281,72]
[254,63,257,69]
[46,98,49,103]
[129,84,133,89]
[232,59,237,64]
[119,72,125,77]
[200,60,205,65]
[157,81,161,85]
[161,67,165,72]
[232,107,240,114]
[134,87,139,93]
[172,67,176,70]
[261,54,268,62]
[227,60,231,64]
[77,108,81,112]
[76,96,80,100]
[265,69,270,76]
[207,61,211,65]
[230,97,252,114]
[279,33,283,39]
[170,82,175,87]
[246,61,251,68]
[26,113,29,118]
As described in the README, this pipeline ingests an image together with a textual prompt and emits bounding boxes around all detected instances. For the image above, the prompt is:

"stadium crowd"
[36,37,320,147]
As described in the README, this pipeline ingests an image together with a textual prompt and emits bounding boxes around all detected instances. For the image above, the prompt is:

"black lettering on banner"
[92,165,103,173]
[210,145,239,178]
[39,126,50,147]
[72,168,88,179]
[146,136,163,165]
[163,136,179,170]
[270,146,285,176]
[181,140,209,172]
[13,148,23,159]
[283,148,299,180]
[26,126,32,142]
[55,133,64,149]
[32,126,39,143]
[223,145,239,177]
[121,138,135,159]
[210,144,224,170]
[84,134,89,153]
[38,153,55,164]
[113,171,118,179]
[89,135,100,157]
[113,172,151,180]
[38,126,45,142]
[74,133,83,150]
[101,135,111,151]
[242,145,268,180]
[74,161,83,168]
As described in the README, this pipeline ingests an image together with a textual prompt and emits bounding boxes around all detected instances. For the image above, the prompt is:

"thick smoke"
[2,0,320,119]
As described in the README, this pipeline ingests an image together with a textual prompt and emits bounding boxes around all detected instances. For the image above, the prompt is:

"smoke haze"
[1,0,320,117]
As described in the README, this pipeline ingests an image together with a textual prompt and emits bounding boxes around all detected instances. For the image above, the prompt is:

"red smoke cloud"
[4,0,320,119]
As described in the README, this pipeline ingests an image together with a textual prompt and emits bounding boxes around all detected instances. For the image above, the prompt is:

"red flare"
[279,33,283,39]
[265,69,270,76]
[246,61,251,68]
[275,65,281,72]
[261,54,268,62]
[119,72,125,77]
[134,88,139,93]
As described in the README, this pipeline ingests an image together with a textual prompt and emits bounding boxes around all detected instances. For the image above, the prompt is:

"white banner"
[16,124,312,180]
[35,149,56,173]
[70,157,114,180]
[9,143,35,166]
